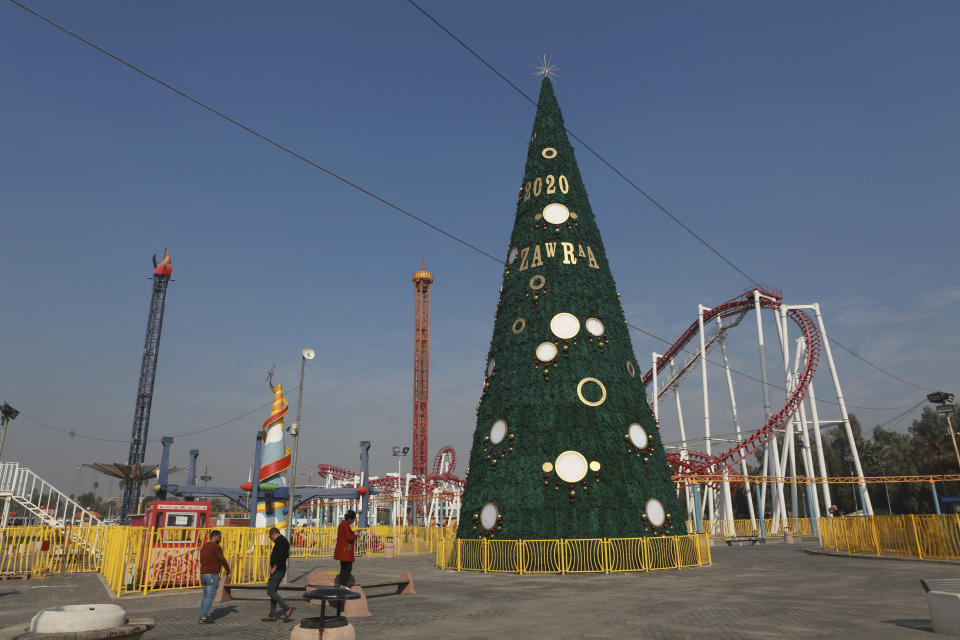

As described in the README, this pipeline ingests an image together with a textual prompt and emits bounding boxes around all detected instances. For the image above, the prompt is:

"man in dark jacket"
[262,527,294,622]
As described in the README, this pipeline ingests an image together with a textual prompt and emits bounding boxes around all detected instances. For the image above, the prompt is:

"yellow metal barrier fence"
[689,518,814,538]
[436,534,711,573]
[820,514,960,561]
[0,526,105,577]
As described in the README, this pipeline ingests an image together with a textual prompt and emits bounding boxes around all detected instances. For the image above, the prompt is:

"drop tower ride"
[119,251,173,518]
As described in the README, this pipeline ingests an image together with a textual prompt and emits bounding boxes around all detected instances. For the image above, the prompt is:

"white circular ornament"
[554,451,588,483]
[628,423,648,449]
[645,498,666,527]
[585,318,604,336]
[480,502,499,530]
[542,203,570,225]
[536,342,558,362]
[550,313,580,339]
[489,419,507,445]
[507,247,519,265]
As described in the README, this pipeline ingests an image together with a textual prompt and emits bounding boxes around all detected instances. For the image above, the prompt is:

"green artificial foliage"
[457,78,685,541]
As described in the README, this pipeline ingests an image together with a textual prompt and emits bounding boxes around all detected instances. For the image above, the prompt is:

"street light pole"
[285,347,314,581]
[927,392,960,470]
[0,403,20,461]
[392,446,409,534]
[880,462,892,514]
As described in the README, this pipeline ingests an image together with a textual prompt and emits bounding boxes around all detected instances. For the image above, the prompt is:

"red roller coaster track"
[642,288,822,478]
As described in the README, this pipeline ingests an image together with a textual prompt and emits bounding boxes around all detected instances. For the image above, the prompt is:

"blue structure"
[155,436,378,527]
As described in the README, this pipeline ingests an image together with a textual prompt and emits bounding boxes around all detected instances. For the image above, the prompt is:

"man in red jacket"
[333,510,358,613]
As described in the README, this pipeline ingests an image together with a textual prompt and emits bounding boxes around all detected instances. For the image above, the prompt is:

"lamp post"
[879,461,892,514]
[927,392,960,470]
[392,446,409,532]
[285,347,314,579]
[0,402,20,461]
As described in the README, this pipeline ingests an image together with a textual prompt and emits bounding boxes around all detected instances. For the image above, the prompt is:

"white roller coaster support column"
[793,337,821,521]
[813,304,874,515]
[670,359,695,523]
[778,305,800,520]
[806,382,833,510]
[656,352,691,511]
[754,291,788,527]
[698,305,720,529]
[718,320,756,525]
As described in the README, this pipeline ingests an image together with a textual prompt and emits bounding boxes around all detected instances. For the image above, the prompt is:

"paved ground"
[0,541,955,639]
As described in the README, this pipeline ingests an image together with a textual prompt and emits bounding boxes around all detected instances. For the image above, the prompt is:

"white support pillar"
[755,291,787,525]
[813,304,874,515]
[670,359,694,523]
[777,305,800,520]
[806,383,833,510]
[792,337,821,521]
[718,320,756,525]
[697,305,715,523]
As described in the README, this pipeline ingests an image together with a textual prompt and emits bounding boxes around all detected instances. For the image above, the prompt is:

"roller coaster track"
[642,287,822,478]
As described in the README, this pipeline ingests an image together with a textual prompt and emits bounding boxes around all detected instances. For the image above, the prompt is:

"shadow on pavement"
[885,619,933,633]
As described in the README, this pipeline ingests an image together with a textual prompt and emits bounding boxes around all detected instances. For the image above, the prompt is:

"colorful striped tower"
[256,382,291,528]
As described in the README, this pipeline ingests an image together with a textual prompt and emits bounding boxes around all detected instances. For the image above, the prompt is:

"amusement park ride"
[78,254,878,539]
[646,286,874,535]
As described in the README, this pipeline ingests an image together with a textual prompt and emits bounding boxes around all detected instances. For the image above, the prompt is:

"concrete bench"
[921,579,960,593]
[922,580,960,637]
[725,537,766,546]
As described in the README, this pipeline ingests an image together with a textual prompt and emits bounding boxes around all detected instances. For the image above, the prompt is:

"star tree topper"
[532,54,561,79]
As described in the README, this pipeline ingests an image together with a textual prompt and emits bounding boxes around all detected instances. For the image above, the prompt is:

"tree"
[456,77,684,540]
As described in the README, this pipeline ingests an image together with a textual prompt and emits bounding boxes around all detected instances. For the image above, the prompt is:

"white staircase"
[0,462,104,556]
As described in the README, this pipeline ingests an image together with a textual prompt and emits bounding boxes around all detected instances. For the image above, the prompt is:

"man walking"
[198,530,230,624]
[262,526,294,622]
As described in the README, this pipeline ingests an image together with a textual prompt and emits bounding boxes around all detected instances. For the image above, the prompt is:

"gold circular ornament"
[589,460,601,472]
[512,318,526,334]
[536,342,558,362]
[626,360,636,377]
[645,498,666,527]
[576,377,607,406]
[554,450,588,482]
[542,462,554,473]
[585,317,604,336]
[529,274,546,290]
[550,313,580,339]
[542,202,570,225]
[541,147,558,159]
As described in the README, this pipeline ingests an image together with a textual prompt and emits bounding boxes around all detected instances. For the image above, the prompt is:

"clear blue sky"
[1,1,957,498]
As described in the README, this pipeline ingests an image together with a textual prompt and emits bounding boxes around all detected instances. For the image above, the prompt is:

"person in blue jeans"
[198,530,230,624]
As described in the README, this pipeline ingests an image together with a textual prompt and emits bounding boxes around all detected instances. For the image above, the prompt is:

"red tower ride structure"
[412,257,433,479]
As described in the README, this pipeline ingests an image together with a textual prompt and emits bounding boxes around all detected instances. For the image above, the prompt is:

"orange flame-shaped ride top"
[153,250,172,276]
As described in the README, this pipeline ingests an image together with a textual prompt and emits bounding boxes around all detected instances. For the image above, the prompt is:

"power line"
[17,386,298,444]
[405,0,938,396]
[406,0,758,285]
[6,0,921,430]
[828,337,934,392]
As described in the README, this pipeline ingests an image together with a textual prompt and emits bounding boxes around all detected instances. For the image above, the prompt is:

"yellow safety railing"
[820,514,960,561]
[0,526,106,577]
[693,518,814,539]
[437,534,711,573]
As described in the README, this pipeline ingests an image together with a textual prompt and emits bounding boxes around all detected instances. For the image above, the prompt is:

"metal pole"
[0,416,9,461]
[945,414,960,471]
[285,355,307,559]
[697,305,715,523]
[930,483,941,515]
[754,291,787,521]
[813,303,873,515]
[881,463,892,514]
[692,484,703,534]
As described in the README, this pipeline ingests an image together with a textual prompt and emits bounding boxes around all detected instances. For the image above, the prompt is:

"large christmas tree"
[457,77,684,540]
